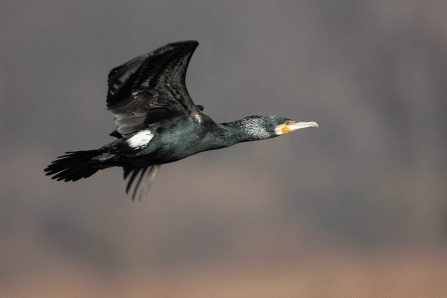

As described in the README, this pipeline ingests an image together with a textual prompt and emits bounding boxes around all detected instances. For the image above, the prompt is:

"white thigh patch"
[127,130,154,149]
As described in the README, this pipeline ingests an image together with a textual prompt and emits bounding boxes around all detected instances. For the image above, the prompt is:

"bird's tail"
[44,150,103,182]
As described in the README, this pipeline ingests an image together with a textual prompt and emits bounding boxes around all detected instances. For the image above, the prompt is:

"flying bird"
[44,40,318,201]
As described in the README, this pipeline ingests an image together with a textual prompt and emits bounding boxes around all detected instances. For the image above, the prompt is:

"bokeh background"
[2,1,447,297]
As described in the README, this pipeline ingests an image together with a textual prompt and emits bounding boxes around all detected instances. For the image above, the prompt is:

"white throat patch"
[240,117,269,139]
[127,129,154,149]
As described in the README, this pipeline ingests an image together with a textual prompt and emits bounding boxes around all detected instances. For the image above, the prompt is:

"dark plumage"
[45,41,318,201]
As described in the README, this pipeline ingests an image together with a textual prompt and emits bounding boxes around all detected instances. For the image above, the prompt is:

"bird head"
[237,115,318,140]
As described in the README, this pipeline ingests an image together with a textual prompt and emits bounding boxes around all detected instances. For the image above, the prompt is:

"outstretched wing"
[106,40,201,136]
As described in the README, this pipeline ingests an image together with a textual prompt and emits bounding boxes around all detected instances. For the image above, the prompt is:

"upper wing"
[106,40,201,136]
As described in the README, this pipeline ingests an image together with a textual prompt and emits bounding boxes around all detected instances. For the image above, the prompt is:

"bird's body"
[45,40,318,200]
[98,115,227,168]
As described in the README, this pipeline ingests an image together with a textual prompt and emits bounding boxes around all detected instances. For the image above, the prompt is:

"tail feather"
[44,150,102,182]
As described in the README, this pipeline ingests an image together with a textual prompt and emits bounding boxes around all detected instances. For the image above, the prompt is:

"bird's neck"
[217,119,271,144]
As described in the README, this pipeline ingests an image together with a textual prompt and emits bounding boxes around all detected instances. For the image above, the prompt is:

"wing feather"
[123,166,161,201]
[106,41,201,136]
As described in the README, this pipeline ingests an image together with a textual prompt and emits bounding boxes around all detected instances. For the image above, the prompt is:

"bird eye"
[285,120,290,125]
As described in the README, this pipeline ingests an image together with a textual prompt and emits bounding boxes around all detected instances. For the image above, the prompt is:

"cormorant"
[44,40,318,201]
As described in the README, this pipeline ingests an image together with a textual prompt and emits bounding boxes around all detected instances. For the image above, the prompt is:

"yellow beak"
[274,121,318,135]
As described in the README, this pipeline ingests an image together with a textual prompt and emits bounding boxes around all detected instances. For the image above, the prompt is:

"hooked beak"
[274,121,318,135]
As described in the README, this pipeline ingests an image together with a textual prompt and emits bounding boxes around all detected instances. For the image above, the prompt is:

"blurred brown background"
[1,1,447,297]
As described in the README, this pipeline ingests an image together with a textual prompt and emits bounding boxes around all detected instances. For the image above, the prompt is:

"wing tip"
[166,40,199,51]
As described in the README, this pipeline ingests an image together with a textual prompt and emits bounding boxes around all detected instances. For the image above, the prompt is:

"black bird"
[45,40,318,201]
